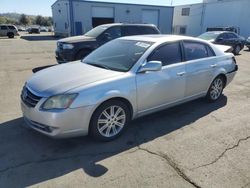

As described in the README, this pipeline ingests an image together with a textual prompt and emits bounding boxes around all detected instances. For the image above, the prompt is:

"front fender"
[69,74,137,116]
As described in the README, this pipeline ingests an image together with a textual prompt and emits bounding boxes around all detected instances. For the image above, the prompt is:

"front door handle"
[177,72,186,76]
[210,64,217,68]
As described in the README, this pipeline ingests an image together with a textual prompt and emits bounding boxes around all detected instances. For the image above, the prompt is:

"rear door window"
[183,41,214,61]
[121,26,140,36]
[147,42,182,66]
[137,26,159,34]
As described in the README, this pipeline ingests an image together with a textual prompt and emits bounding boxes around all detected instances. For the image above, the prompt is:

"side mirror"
[138,61,162,73]
[103,33,112,41]
[216,38,223,42]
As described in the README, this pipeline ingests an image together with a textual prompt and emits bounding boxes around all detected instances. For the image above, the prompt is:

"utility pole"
[171,0,174,6]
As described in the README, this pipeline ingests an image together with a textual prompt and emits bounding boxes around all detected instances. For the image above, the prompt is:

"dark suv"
[56,23,160,63]
[198,31,245,55]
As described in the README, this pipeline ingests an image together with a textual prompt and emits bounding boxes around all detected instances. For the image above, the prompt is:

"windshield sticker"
[135,42,151,48]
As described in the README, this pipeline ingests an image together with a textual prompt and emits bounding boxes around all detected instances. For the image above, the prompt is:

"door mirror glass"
[103,33,112,41]
[138,61,162,73]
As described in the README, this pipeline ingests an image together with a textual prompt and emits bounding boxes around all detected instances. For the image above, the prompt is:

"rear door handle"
[210,64,217,68]
[177,72,186,76]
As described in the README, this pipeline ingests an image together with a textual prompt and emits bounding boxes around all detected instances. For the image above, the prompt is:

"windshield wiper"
[87,63,110,70]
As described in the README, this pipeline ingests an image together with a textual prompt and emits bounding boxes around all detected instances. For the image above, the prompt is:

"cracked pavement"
[1,33,250,188]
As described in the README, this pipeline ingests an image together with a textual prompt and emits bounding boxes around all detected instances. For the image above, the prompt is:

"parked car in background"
[198,31,245,55]
[206,26,240,34]
[40,27,48,32]
[56,23,161,63]
[0,24,19,38]
[28,27,40,34]
[21,35,238,141]
[17,26,26,32]
[246,36,250,50]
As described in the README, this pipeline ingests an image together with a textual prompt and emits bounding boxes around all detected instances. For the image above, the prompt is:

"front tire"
[206,76,225,102]
[89,100,131,141]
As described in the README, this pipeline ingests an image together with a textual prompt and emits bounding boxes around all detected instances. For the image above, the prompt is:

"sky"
[0,0,202,16]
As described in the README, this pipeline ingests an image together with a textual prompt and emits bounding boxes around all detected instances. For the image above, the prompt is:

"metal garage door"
[92,7,114,27]
[142,10,159,27]
[92,7,114,18]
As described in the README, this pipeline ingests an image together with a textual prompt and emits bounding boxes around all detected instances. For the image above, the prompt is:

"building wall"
[52,0,71,37]
[202,0,250,37]
[173,0,250,38]
[172,3,203,36]
[52,0,173,36]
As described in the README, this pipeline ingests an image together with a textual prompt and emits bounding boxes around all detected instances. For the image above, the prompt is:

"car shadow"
[20,35,62,41]
[0,96,227,187]
[32,65,57,73]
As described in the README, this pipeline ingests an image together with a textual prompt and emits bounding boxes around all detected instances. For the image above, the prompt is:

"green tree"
[0,16,7,24]
[19,14,29,25]
[35,15,43,26]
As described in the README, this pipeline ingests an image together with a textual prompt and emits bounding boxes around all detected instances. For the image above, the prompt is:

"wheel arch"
[92,96,134,120]
[208,73,227,92]
[88,96,134,135]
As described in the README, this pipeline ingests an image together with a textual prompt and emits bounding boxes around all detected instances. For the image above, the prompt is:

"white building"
[173,3,204,36]
[52,0,174,37]
[173,0,250,37]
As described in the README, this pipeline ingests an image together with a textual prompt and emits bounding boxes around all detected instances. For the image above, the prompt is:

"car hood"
[26,62,123,97]
[58,35,96,43]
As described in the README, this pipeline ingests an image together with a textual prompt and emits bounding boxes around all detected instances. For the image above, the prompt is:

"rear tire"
[233,44,241,55]
[89,100,131,141]
[206,76,225,102]
[7,32,14,38]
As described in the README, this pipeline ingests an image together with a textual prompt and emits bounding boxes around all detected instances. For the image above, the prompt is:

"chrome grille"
[21,86,42,107]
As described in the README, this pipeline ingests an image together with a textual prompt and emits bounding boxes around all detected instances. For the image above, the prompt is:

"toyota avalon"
[21,35,238,141]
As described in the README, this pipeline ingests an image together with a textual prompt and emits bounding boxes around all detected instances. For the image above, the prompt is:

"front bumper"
[55,48,75,64]
[21,100,94,138]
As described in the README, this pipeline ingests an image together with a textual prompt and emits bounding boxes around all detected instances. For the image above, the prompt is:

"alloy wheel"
[97,105,126,138]
[210,78,223,100]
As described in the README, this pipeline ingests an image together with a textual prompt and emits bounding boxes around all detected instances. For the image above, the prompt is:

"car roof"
[100,23,157,28]
[0,24,15,26]
[204,31,235,35]
[119,35,209,43]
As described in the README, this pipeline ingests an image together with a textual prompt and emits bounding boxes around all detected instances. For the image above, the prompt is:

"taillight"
[232,57,237,64]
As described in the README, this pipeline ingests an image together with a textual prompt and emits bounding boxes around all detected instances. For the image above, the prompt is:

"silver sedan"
[21,35,238,141]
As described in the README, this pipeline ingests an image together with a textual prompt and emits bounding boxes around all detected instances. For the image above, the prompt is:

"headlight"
[62,43,74,49]
[247,37,250,42]
[42,94,78,110]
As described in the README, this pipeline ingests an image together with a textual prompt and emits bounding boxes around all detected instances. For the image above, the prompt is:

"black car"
[56,23,161,63]
[206,26,240,34]
[198,31,245,55]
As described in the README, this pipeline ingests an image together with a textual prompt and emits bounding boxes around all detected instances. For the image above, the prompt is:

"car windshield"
[82,39,153,72]
[84,25,109,37]
[198,32,220,40]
